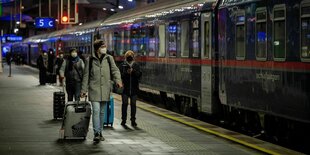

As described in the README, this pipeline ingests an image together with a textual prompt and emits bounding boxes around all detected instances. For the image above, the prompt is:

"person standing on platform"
[47,48,55,74]
[37,50,48,85]
[60,48,84,101]
[80,40,122,142]
[55,51,65,86]
[120,50,142,127]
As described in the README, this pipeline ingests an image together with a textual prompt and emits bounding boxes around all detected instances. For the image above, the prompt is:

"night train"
[14,0,310,150]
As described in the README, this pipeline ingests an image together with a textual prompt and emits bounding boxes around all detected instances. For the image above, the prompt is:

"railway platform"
[0,63,303,155]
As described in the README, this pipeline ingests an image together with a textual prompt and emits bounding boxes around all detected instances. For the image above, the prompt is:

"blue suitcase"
[103,96,114,127]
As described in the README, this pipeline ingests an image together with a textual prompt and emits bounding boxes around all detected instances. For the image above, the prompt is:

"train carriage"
[98,0,218,115]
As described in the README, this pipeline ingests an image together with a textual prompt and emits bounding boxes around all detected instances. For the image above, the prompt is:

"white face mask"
[99,48,107,54]
[71,52,77,58]
[43,53,47,56]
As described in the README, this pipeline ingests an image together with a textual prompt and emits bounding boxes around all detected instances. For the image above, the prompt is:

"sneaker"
[99,133,105,141]
[93,133,100,142]
[121,121,126,126]
[131,121,137,127]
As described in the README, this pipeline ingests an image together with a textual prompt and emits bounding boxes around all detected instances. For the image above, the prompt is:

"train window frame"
[181,20,190,58]
[300,0,310,62]
[273,4,286,62]
[235,10,246,60]
[255,7,267,61]
[158,24,166,58]
[168,22,178,58]
[147,24,157,57]
[192,19,199,58]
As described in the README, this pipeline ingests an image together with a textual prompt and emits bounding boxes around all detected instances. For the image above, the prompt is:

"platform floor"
[0,64,283,155]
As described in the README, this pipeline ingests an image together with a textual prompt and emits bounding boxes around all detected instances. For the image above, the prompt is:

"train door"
[200,12,213,114]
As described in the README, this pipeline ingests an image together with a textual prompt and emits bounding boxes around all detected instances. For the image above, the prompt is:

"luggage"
[47,72,57,84]
[61,100,91,139]
[53,91,65,119]
[103,96,114,127]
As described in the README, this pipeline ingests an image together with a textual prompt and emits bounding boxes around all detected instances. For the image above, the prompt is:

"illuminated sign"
[35,17,55,28]
[0,35,23,42]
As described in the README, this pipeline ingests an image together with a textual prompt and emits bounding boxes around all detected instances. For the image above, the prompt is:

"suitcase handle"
[75,96,88,113]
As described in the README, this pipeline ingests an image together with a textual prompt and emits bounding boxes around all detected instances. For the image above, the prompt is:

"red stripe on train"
[113,56,310,70]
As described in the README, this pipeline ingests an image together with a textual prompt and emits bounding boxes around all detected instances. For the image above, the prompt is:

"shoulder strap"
[88,57,93,78]
[106,55,113,80]
[73,64,82,80]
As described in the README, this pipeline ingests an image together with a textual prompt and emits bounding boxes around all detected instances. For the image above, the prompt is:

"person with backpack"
[60,48,84,101]
[120,50,142,127]
[80,40,122,142]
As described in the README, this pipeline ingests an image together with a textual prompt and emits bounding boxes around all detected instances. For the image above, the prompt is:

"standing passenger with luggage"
[80,40,122,142]
[120,50,142,127]
[60,48,84,101]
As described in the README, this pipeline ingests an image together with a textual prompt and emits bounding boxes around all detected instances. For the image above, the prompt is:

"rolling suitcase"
[53,91,65,119]
[53,85,65,119]
[103,96,114,127]
[60,99,91,139]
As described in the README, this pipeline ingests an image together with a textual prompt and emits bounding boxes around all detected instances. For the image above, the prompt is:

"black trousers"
[66,82,81,101]
[39,70,46,85]
[121,94,137,122]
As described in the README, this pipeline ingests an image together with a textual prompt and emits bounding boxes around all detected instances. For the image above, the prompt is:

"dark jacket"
[120,61,142,96]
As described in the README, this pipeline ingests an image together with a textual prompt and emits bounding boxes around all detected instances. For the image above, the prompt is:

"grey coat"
[81,54,121,102]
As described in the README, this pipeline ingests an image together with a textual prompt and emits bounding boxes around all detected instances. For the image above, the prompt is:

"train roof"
[101,0,217,26]
[219,0,260,8]
[23,33,49,43]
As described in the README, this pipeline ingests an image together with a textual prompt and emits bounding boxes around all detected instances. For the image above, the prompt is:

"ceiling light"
[118,5,123,9]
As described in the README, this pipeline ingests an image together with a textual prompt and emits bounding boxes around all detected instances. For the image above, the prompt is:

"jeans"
[121,94,137,122]
[91,101,106,134]
[66,82,81,101]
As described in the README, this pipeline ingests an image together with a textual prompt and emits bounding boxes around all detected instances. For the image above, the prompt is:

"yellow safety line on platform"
[136,104,281,155]
[113,95,280,155]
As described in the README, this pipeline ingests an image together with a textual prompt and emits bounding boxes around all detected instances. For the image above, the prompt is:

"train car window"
[130,25,140,53]
[255,8,267,61]
[158,24,166,57]
[181,20,190,57]
[124,29,130,55]
[139,26,147,56]
[273,5,286,61]
[114,31,124,56]
[301,1,310,61]
[204,21,210,59]
[192,19,199,58]
[148,25,157,57]
[236,11,246,60]
[168,23,178,57]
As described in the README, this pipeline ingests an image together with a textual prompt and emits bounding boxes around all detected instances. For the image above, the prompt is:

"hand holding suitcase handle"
[75,95,88,113]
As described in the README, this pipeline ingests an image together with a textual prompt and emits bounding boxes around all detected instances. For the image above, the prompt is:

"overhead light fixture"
[14,28,19,33]
[111,8,115,11]
[16,21,20,24]
[118,5,124,9]
[128,0,133,2]
[79,23,83,25]
[103,8,107,11]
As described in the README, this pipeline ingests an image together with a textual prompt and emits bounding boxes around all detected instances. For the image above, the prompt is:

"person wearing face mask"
[120,50,142,127]
[60,48,84,101]
[80,40,122,142]
[55,51,65,86]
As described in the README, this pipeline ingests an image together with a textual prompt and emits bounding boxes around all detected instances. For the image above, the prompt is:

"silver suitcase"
[60,100,91,139]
